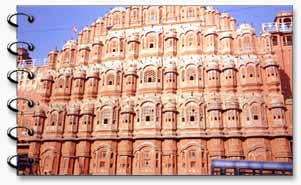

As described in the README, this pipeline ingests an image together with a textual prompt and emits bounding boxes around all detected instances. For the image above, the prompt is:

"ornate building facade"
[16,6,293,175]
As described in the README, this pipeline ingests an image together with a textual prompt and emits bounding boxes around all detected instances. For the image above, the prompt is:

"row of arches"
[58,30,269,66]
[35,61,280,100]
[86,6,234,32]
[25,97,288,139]
[30,137,291,175]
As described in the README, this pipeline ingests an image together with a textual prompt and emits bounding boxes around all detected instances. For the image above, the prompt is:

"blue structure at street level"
[211,159,293,176]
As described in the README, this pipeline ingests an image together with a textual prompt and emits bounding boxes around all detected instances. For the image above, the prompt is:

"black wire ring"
[7,126,35,141]
[7,69,35,84]
[7,155,18,169]
[7,98,35,112]
[7,41,35,56]
[7,13,35,27]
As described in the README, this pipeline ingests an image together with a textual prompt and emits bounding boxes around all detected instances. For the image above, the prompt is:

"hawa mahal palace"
[16,6,293,175]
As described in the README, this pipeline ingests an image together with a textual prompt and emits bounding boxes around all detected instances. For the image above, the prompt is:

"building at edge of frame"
[16,6,293,175]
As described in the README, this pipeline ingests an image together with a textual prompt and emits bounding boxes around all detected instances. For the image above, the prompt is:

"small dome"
[48,48,58,55]
[164,30,177,40]
[207,101,222,111]
[95,17,103,23]
[79,45,90,51]
[219,32,232,39]
[127,34,139,43]
[165,62,177,73]
[220,13,230,18]
[108,7,126,14]
[34,107,46,117]
[121,104,134,113]
[92,39,103,46]
[222,57,235,70]
[224,100,240,110]
[63,40,77,50]
[236,24,255,36]
[63,68,73,77]
[73,69,86,79]
[270,98,284,108]
[204,28,217,36]
[80,103,94,115]
[263,58,279,68]
[41,72,53,81]
[207,61,219,71]
[163,102,177,112]
[67,104,81,115]
[86,67,99,78]
[125,65,137,75]
[82,26,90,32]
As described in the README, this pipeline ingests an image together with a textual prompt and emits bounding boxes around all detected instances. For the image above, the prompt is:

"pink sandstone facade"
[16,6,293,175]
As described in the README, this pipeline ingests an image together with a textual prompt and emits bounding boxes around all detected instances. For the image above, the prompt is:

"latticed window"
[208,70,217,80]
[186,67,196,81]
[186,105,197,123]
[149,10,156,21]
[110,40,118,53]
[251,103,261,121]
[144,70,156,83]
[226,110,237,121]
[186,34,194,46]
[224,69,233,80]
[58,77,64,88]
[246,65,256,78]
[272,108,284,120]
[112,14,119,25]
[210,111,220,121]
[50,112,58,126]
[142,104,154,122]
[166,73,175,83]
[266,67,277,77]
[148,35,155,48]
[101,108,111,124]
[187,8,194,18]
[106,73,115,85]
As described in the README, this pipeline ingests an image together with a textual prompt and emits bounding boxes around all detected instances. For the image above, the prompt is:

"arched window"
[250,103,261,121]
[142,103,155,122]
[246,64,256,78]
[144,69,156,83]
[186,66,196,81]
[186,103,198,123]
[106,73,115,85]
[187,8,194,18]
[149,10,156,21]
[112,14,120,26]
[58,77,65,88]
[147,34,156,49]
[186,33,194,47]
[110,39,118,53]
[50,111,59,126]
[101,107,112,125]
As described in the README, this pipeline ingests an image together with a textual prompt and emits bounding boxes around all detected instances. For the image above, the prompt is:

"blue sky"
[17,5,292,60]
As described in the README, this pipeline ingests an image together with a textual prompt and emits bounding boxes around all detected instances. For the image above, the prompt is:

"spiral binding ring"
[7,155,18,169]
[7,126,35,141]
[7,69,35,84]
[7,41,35,56]
[7,155,35,169]
[7,98,35,112]
[7,13,35,27]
